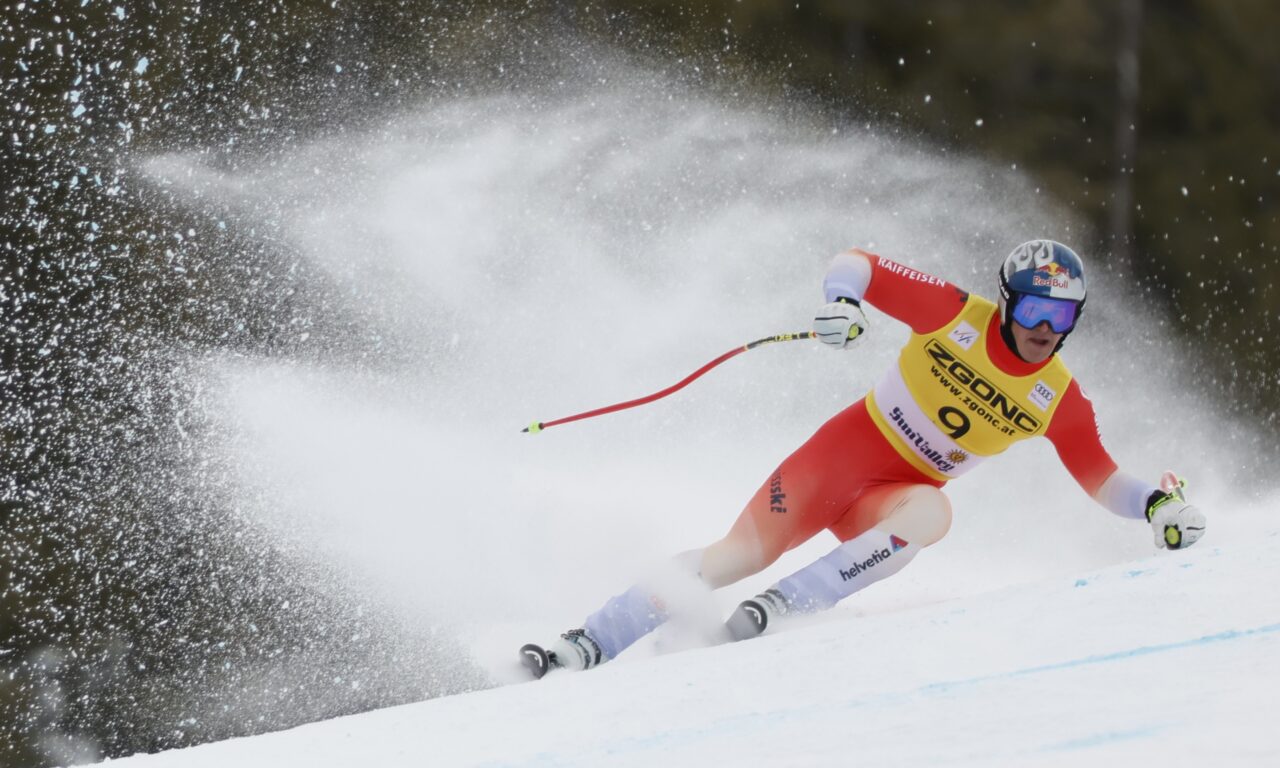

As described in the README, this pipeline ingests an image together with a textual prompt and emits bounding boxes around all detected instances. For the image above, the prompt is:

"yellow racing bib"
[866,296,1073,481]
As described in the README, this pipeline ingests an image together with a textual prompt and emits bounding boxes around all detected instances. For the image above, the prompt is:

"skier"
[521,240,1207,678]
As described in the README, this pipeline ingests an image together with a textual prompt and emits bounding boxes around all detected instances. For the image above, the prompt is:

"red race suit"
[724,251,1118,562]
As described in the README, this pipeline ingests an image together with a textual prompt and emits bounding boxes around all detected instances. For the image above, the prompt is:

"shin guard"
[774,528,919,613]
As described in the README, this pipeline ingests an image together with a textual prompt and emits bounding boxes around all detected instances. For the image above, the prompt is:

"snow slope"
[109,498,1278,767]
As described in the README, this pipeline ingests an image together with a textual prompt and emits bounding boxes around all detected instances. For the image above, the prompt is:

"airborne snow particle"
[135,57,149,74]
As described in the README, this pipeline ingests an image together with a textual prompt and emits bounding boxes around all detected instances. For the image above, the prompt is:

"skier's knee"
[886,486,952,547]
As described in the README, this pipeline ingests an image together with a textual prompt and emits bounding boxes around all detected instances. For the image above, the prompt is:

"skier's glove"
[1145,471,1206,550]
[814,297,868,349]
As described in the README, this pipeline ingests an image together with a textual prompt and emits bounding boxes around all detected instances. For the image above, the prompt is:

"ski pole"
[523,331,817,433]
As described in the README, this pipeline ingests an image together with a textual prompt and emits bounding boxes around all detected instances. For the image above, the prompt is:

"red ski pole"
[522,331,817,433]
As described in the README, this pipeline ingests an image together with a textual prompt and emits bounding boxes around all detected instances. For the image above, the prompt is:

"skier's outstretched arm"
[815,248,969,348]
[1045,381,1207,549]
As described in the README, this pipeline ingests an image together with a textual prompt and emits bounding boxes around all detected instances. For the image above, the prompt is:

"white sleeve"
[823,250,873,303]
[1094,470,1158,520]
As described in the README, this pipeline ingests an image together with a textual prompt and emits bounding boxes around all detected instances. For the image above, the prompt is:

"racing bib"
[866,296,1072,481]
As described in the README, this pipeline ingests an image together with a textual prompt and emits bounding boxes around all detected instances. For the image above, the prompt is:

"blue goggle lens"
[1011,295,1079,333]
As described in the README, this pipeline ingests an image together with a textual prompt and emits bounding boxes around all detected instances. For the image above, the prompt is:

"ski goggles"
[1011,294,1080,333]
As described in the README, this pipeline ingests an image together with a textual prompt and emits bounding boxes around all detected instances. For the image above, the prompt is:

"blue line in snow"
[1040,726,1163,753]
[921,622,1280,695]
[509,622,1280,765]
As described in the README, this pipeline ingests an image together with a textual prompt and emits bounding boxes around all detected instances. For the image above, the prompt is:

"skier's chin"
[1020,338,1055,363]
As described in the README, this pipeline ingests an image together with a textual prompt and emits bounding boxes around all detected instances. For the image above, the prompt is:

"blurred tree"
[1111,0,1143,262]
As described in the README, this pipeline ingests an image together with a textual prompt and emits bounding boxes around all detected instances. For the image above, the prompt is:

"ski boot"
[519,629,606,679]
[725,588,789,641]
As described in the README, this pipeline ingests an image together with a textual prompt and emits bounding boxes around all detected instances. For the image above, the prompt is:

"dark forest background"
[2,1,1277,766]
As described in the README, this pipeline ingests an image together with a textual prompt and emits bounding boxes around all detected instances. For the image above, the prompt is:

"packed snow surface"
[110,497,1278,766]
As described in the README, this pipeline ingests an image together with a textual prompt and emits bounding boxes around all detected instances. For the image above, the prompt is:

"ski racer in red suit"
[520,240,1208,677]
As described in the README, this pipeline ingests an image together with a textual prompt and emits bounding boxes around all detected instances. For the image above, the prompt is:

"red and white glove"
[1145,471,1206,550]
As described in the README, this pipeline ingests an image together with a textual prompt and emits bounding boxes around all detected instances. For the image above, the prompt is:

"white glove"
[1145,472,1206,550]
[813,298,868,349]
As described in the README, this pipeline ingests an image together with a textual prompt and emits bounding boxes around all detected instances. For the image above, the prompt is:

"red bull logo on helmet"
[1032,261,1072,290]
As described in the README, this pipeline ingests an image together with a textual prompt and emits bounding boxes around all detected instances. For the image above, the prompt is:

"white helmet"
[996,240,1087,354]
